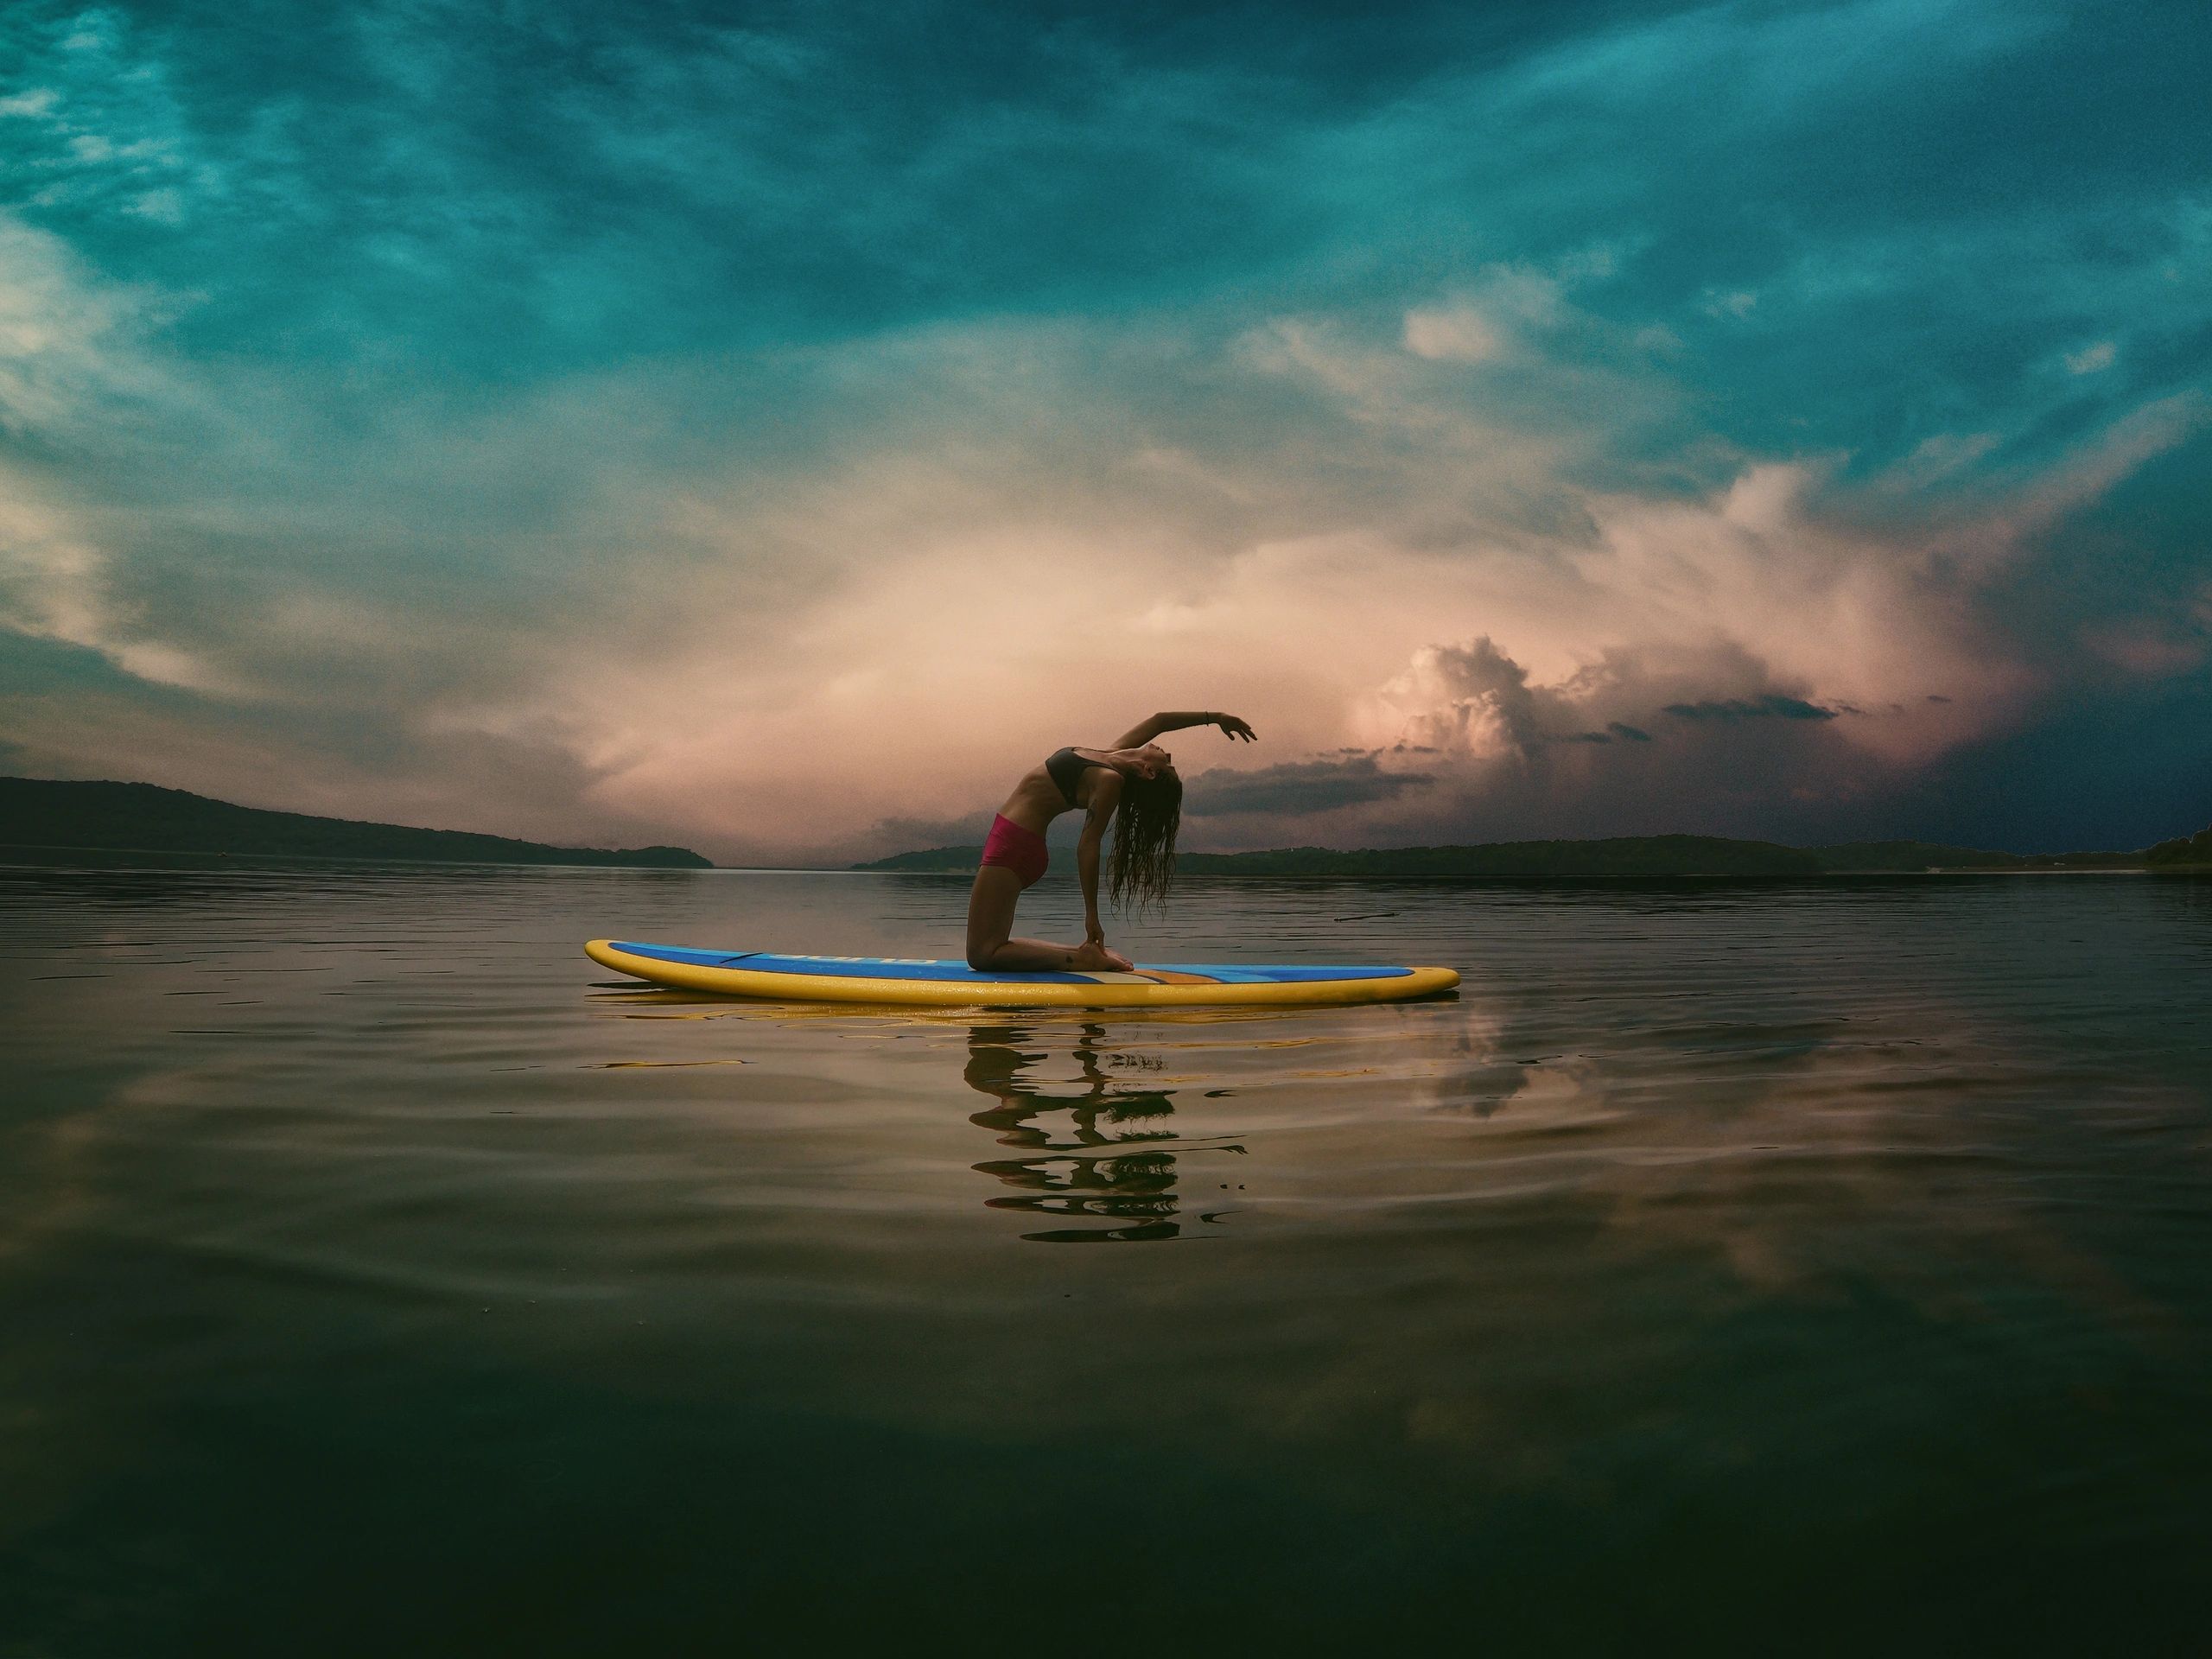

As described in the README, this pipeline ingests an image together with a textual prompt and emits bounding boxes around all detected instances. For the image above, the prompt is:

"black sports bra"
[1046,747,1110,808]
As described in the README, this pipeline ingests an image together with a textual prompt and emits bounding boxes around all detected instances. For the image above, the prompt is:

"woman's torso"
[996,747,1112,832]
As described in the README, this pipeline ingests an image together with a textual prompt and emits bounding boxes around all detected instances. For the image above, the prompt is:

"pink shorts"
[980,813,1048,888]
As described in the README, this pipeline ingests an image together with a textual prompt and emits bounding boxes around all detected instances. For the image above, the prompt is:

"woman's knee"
[965,924,1005,971]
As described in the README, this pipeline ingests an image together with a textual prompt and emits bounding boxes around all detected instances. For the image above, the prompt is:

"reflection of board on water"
[965,1023,1246,1244]
[586,939,1459,1008]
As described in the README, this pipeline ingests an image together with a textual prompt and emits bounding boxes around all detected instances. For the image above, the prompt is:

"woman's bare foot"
[1071,940,1134,972]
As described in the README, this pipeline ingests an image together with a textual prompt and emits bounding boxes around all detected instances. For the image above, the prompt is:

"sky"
[0,0,2207,863]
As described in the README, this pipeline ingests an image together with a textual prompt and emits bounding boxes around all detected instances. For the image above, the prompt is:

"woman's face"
[1128,742,1175,780]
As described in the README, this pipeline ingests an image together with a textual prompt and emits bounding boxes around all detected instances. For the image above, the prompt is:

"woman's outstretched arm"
[1111,710,1258,747]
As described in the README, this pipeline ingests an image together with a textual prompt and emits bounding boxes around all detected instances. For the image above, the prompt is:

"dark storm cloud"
[1558,721,1656,743]
[1185,754,1435,817]
[1662,695,1840,723]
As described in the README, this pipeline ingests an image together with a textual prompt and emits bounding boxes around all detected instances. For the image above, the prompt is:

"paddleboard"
[585,939,1459,1008]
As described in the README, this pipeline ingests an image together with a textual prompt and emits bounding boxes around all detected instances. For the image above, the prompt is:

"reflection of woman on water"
[967,710,1255,973]
[964,1023,1214,1244]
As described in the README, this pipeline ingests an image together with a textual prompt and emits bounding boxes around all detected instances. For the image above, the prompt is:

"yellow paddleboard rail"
[585,940,1459,1009]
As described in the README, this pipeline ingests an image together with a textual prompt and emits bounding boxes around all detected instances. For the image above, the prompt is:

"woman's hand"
[1082,920,1132,971]
[1213,713,1256,742]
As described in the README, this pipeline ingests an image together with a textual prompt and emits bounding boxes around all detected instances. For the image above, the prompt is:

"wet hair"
[1109,769,1182,913]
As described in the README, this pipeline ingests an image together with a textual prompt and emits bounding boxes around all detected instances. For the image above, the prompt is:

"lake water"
[3,860,2209,1653]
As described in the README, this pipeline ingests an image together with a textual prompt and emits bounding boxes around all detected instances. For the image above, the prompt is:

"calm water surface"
[3,861,2209,1652]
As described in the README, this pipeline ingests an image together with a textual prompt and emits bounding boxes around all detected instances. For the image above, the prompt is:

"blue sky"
[1,0,2207,859]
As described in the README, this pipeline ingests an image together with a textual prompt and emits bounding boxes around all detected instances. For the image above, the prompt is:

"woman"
[966,710,1256,973]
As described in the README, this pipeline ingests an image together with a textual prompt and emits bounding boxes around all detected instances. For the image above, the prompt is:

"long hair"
[1109,770,1182,913]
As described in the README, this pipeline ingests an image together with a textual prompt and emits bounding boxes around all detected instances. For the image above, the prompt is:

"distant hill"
[1178,836,1826,877]
[0,778,713,868]
[853,831,2173,878]
[1805,841,2143,873]
[2147,826,2212,869]
[858,844,995,872]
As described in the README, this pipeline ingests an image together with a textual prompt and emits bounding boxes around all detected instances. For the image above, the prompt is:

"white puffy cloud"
[2064,340,2116,374]
[1402,305,1503,363]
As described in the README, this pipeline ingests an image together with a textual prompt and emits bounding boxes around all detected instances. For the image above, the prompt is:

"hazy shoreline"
[856,830,2211,880]
[8,774,2207,879]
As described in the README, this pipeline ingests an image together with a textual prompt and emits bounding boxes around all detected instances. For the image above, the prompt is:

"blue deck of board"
[610,943,1412,985]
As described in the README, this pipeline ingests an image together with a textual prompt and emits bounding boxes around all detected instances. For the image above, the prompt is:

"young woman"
[966,710,1256,973]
